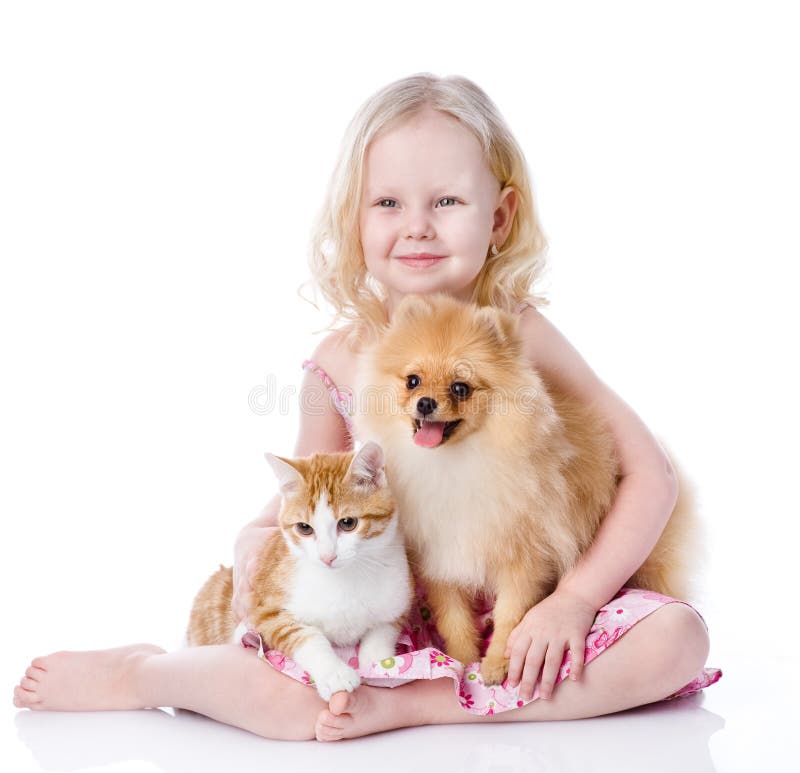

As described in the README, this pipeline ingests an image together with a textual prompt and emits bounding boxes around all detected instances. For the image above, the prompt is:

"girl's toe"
[329,690,352,715]
[14,685,40,706]
[317,709,343,728]
[31,657,48,670]
[316,725,344,742]
[25,665,43,680]
[21,677,39,692]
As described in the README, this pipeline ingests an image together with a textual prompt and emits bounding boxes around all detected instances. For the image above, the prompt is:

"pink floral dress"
[244,585,721,715]
[243,331,722,715]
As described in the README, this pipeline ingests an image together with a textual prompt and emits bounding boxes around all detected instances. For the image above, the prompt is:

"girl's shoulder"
[513,300,566,375]
[304,323,360,390]
[296,325,360,455]
[512,298,546,356]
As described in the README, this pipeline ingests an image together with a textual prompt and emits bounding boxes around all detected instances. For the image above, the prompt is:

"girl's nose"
[404,208,435,240]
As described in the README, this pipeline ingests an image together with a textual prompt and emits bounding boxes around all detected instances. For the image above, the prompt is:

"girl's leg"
[316,602,710,741]
[13,642,324,741]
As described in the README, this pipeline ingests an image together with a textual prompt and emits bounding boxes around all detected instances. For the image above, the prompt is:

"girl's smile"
[394,252,448,268]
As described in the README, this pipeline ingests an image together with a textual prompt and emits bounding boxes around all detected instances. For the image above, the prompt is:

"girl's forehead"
[369,110,482,160]
[363,114,495,193]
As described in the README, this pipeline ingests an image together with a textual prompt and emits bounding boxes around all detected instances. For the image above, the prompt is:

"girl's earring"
[490,243,499,256]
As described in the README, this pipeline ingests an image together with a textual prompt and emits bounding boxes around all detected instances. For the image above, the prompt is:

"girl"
[13,73,720,742]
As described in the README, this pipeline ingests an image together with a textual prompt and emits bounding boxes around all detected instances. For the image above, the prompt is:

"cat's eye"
[295,523,314,536]
[338,517,358,532]
[406,374,421,390]
[450,381,472,400]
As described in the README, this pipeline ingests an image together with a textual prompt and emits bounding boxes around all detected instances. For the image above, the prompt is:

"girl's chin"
[391,284,477,305]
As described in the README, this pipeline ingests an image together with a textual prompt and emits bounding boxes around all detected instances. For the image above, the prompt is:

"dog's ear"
[474,307,520,346]
[393,293,435,324]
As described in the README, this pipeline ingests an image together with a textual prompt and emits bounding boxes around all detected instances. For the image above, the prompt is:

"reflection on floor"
[5,655,797,773]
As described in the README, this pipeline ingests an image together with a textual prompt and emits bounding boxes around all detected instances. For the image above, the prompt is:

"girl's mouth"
[395,254,447,268]
[412,418,463,447]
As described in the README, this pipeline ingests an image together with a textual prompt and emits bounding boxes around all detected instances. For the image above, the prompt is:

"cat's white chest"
[285,551,408,647]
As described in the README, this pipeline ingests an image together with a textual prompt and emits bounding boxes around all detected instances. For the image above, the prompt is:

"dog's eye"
[450,382,472,400]
[406,375,421,390]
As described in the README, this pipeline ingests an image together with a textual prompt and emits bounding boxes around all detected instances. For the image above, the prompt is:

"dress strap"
[301,359,355,437]
[513,297,535,315]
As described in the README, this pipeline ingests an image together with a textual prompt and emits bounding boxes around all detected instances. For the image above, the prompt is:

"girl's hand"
[231,526,274,622]
[504,587,598,701]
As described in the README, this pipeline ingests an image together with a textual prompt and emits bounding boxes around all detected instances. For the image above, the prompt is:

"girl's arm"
[504,307,679,698]
[231,328,355,618]
[518,307,679,611]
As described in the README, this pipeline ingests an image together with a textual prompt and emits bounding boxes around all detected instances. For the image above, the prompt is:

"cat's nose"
[417,397,437,416]
[320,553,337,567]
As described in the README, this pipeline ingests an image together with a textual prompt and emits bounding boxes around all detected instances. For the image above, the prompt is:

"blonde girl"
[13,73,718,741]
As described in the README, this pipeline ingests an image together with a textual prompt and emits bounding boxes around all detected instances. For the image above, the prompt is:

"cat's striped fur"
[186,442,413,700]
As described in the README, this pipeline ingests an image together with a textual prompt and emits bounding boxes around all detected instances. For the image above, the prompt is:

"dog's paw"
[480,654,509,687]
[444,640,481,667]
[311,661,361,702]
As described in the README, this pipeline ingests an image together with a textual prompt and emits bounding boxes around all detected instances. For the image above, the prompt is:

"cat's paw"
[312,661,361,702]
[357,625,399,670]
[357,641,394,671]
[480,654,509,687]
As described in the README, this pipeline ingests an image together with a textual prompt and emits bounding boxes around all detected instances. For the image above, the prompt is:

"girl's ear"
[492,185,519,243]
[347,441,387,490]
[264,453,305,496]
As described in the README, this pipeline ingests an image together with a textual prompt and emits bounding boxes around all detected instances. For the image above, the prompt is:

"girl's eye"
[295,523,314,536]
[406,374,421,390]
[450,381,472,400]
[378,199,397,208]
[338,517,358,532]
[437,197,458,207]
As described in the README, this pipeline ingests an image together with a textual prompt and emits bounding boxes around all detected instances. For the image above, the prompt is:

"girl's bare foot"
[13,643,166,712]
[315,684,424,741]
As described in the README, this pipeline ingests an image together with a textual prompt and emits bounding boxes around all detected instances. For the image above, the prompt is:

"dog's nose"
[417,397,437,416]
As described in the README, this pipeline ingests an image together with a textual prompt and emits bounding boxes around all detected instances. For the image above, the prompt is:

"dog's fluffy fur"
[354,293,701,684]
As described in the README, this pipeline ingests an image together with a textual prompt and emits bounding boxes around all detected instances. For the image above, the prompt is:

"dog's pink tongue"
[414,421,447,448]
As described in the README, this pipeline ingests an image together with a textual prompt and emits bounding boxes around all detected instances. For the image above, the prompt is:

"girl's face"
[358,107,517,315]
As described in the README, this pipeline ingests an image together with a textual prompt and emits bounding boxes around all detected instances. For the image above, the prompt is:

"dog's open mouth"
[412,418,463,448]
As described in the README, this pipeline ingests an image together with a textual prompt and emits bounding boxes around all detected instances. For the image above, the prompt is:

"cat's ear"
[347,441,387,491]
[264,453,304,496]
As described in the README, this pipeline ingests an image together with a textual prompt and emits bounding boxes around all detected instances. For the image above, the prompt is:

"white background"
[2,2,798,771]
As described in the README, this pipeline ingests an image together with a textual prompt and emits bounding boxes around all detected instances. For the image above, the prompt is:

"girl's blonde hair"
[303,72,549,345]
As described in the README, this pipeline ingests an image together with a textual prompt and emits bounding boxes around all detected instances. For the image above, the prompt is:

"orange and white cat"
[186,442,413,700]
[354,294,700,686]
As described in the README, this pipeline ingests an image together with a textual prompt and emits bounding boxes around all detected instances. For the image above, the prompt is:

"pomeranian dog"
[354,293,700,685]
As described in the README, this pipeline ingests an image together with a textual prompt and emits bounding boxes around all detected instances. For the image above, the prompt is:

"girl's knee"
[650,603,710,679]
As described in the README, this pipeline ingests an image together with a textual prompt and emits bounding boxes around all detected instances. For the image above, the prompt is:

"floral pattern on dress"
[242,586,722,716]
